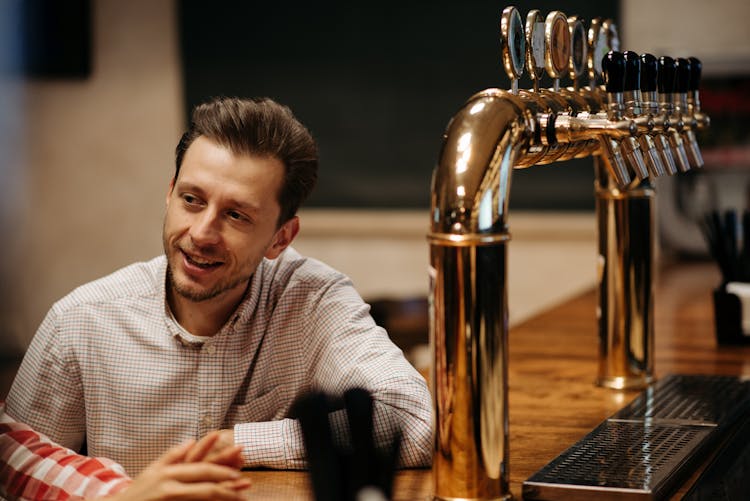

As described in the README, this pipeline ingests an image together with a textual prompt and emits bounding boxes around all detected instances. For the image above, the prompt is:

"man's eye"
[227,210,247,222]
[182,194,200,205]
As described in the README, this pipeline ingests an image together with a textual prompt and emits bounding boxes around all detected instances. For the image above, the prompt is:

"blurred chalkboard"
[178,1,618,210]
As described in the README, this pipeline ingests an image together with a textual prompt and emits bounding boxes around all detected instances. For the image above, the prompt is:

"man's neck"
[168,285,247,337]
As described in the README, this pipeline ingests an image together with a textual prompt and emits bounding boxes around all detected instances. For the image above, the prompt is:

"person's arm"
[230,273,432,469]
[304,275,433,467]
[1,406,250,501]
[6,307,87,451]
[1,403,131,500]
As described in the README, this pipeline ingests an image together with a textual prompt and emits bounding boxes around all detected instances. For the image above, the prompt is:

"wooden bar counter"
[243,260,750,500]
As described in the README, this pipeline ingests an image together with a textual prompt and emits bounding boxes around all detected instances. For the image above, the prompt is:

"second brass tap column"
[594,158,655,390]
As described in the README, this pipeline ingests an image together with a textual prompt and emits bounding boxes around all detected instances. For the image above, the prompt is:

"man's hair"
[175,97,318,225]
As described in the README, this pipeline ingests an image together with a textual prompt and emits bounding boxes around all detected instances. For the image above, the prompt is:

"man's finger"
[153,439,196,466]
[184,431,220,462]
[205,444,244,468]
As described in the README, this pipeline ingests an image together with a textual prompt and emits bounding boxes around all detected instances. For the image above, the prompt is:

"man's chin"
[166,261,251,304]
[172,283,220,303]
[167,270,220,302]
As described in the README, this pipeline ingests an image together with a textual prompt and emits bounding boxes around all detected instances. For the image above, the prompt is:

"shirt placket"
[197,337,220,437]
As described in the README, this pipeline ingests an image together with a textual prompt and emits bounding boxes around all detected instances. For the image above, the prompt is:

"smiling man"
[5,97,432,479]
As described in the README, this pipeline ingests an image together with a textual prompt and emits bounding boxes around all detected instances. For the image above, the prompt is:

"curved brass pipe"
[429,89,532,239]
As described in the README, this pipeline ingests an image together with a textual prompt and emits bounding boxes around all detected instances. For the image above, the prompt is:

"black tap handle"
[640,53,658,93]
[688,57,702,91]
[602,51,625,93]
[623,51,640,92]
[657,56,676,94]
[623,50,641,91]
[675,58,691,93]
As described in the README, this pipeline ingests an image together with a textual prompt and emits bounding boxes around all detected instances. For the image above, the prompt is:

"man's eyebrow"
[174,181,205,195]
[175,182,260,212]
[227,198,260,213]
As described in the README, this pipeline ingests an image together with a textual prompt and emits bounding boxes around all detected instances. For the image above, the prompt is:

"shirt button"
[206,345,216,355]
[202,415,213,426]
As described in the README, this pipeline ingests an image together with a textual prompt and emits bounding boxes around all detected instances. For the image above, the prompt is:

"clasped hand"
[103,430,250,501]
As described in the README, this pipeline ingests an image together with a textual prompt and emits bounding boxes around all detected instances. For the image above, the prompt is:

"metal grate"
[523,375,750,500]
[613,374,750,424]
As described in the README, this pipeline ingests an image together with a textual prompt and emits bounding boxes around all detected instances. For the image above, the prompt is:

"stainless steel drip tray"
[523,374,750,500]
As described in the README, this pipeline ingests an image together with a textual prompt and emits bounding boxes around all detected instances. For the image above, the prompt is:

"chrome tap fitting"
[623,51,667,178]
[675,57,705,168]
[641,53,678,175]
[658,56,692,172]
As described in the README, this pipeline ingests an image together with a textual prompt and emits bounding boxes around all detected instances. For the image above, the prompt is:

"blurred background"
[0,0,748,379]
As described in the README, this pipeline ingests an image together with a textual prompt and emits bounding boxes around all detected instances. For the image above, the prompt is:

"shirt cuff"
[233,419,306,469]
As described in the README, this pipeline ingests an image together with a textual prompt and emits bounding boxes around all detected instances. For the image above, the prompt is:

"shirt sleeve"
[5,307,87,452]
[234,272,433,470]
[306,275,433,468]
[0,403,132,501]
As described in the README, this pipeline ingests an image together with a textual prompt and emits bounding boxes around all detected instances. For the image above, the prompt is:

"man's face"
[163,136,296,303]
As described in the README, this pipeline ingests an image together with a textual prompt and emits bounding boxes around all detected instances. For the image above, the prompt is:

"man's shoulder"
[263,247,346,290]
[53,256,166,313]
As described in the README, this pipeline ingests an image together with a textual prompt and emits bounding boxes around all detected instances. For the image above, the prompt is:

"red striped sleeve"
[1,404,132,501]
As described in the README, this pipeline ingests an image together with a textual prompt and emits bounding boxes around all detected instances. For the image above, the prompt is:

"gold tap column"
[427,84,528,500]
[594,156,655,390]
[430,238,511,501]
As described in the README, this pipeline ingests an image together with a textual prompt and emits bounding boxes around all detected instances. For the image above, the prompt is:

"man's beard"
[165,262,252,303]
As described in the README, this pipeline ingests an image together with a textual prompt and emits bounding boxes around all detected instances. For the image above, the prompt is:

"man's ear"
[265,216,300,259]
[166,178,175,207]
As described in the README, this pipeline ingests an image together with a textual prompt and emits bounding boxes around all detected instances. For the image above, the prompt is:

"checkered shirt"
[1,403,131,500]
[6,248,432,476]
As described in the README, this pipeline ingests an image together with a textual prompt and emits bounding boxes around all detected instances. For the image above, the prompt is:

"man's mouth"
[182,250,223,270]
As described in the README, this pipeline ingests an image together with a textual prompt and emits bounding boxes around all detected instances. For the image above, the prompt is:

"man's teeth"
[186,254,219,267]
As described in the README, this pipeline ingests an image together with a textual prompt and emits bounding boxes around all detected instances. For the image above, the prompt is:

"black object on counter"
[702,209,750,284]
[294,388,401,501]
[702,209,750,345]
[712,289,749,345]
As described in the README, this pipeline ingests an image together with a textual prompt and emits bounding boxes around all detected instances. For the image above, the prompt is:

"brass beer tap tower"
[428,6,709,500]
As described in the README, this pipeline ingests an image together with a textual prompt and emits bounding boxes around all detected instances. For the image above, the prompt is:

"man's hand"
[103,431,250,501]
[191,429,239,465]
[185,429,242,468]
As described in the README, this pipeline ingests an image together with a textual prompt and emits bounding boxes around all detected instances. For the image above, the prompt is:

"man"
[5,97,432,477]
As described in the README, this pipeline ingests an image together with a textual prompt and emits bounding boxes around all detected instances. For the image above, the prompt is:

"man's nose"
[189,209,222,246]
